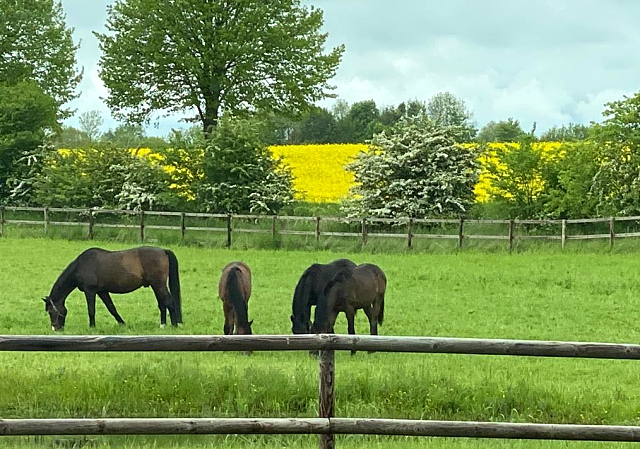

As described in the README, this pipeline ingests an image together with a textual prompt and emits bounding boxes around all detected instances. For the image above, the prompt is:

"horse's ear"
[42,297,47,303]
[249,320,254,326]
[290,315,294,323]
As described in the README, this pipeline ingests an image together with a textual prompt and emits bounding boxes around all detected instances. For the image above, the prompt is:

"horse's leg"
[345,306,357,356]
[97,292,126,325]
[152,285,176,327]
[223,302,234,335]
[363,305,378,354]
[84,291,97,328]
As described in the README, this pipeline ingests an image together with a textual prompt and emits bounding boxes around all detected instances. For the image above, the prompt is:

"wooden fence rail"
[2,334,640,447]
[2,206,640,249]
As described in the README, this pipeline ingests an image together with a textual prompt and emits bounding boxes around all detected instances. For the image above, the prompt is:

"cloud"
[58,0,640,136]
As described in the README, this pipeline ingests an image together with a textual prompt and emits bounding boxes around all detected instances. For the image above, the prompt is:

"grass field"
[2,237,640,448]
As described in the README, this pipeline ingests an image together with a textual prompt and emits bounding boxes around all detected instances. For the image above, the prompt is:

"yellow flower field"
[270,144,368,202]
[57,142,567,205]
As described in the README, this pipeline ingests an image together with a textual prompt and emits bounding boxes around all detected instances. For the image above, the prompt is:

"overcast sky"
[59,0,640,136]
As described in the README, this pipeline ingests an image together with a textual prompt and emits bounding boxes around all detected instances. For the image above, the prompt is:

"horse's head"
[43,296,66,331]
[290,314,310,334]
[237,319,253,335]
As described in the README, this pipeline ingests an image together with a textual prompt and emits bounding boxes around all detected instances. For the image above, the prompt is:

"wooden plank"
[566,217,614,224]
[517,219,563,225]
[92,209,137,215]
[47,221,87,227]
[413,218,460,224]
[0,418,329,436]
[561,219,567,249]
[3,417,640,441]
[614,232,640,238]
[184,226,227,233]
[2,334,640,359]
[518,235,562,240]
[93,223,138,229]
[464,235,509,240]
[278,230,316,237]
[566,234,611,240]
[317,231,359,237]
[365,233,406,239]
[144,225,182,231]
[329,419,640,441]
[184,212,227,218]
[4,220,43,226]
[142,211,184,217]
[318,350,335,449]
[411,234,458,240]
[48,207,90,213]
[233,229,272,235]
[3,206,44,212]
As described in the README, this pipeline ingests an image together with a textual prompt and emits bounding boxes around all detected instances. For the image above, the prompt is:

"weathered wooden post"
[561,219,567,249]
[457,217,464,249]
[88,208,94,240]
[508,220,515,252]
[0,206,5,237]
[361,218,367,246]
[44,207,49,236]
[180,212,186,240]
[318,345,335,449]
[609,217,615,250]
[226,214,232,248]
[272,215,277,244]
[139,210,145,242]
[316,216,321,243]
[407,218,413,250]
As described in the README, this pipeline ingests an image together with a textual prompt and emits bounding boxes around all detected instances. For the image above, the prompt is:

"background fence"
[2,206,640,250]
[3,334,640,448]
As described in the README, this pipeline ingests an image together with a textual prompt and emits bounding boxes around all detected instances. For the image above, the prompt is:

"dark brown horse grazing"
[311,263,386,355]
[290,258,356,334]
[218,261,253,335]
[42,246,182,331]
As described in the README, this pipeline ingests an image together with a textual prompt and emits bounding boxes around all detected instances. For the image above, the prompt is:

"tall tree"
[95,0,344,135]
[0,0,82,118]
[0,81,58,202]
[426,92,477,142]
[347,100,381,143]
[78,110,104,144]
[477,118,527,143]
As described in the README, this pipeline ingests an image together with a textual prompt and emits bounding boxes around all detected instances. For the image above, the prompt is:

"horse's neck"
[50,269,77,303]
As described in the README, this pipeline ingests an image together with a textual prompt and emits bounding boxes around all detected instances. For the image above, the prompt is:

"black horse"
[311,263,386,354]
[42,246,182,331]
[290,258,356,334]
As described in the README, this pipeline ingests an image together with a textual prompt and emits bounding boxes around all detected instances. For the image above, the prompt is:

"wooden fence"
[3,334,640,447]
[2,206,640,250]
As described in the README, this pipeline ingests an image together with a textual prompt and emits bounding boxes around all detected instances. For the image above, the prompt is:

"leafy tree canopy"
[95,0,344,135]
[476,118,527,143]
[426,92,477,142]
[0,0,82,118]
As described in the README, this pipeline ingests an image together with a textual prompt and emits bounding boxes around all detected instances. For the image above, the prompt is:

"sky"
[58,0,640,137]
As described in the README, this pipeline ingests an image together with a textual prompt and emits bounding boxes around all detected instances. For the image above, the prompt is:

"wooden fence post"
[181,213,186,240]
[139,210,145,242]
[44,207,49,236]
[610,217,615,250]
[0,206,5,237]
[316,216,321,243]
[88,209,94,240]
[361,218,367,246]
[318,348,335,449]
[226,214,232,249]
[457,218,464,249]
[508,220,514,252]
[272,215,277,243]
[407,218,413,250]
[561,219,567,249]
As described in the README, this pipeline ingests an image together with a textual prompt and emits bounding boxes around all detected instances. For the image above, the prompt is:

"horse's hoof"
[159,324,166,328]
[118,322,126,326]
[350,350,357,356]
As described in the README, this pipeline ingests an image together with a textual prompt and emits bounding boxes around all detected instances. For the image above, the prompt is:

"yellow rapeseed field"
[57,142,566,204]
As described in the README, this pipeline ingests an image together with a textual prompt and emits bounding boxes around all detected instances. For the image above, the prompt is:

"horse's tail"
[165,249,182,323]
[378,295,385,326]
[226,266,249,324]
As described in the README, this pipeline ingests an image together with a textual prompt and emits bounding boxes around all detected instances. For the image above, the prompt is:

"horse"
[218,261,253,335]
[290,258,356,334]
[311,263,386,355]
[42,246,182,331]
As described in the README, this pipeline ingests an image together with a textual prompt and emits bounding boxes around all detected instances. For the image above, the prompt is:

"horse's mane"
[49,256,80,300]
[323,267,353,295]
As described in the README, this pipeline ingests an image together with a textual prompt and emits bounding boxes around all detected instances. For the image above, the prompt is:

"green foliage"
[346,100,382,143]
[95,0,344,133]
[426,92,477,142]
[539,122,590,142]
[590,89,640,216]
[0,0,82,118]
[196,118,295,214]
[540,142,599,219]
[343,116,480,219]
[477,118,527,143]
[0,80,58,202]
[482,130,547,219]
[34,147,172,210]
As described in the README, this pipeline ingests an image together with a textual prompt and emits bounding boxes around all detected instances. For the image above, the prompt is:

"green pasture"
[1,237,640,448]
